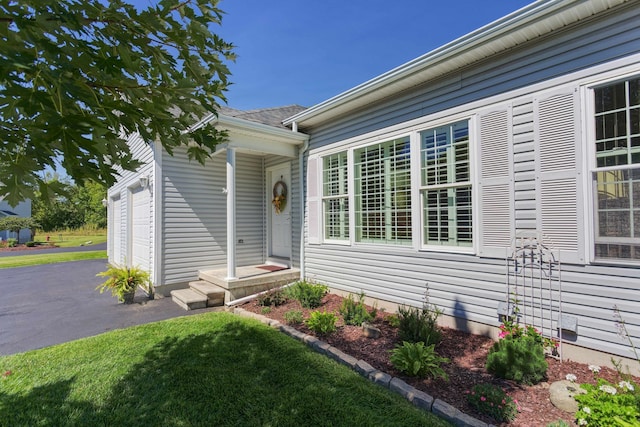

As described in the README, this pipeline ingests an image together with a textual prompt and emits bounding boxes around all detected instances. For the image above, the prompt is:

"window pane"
[322,152,349,241]
[354,137,412,244]
[420,120,472,247]
[593,77,640,262]
[595,81,626,113]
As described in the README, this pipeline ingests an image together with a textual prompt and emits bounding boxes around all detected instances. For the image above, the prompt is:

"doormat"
[257,265,288,272]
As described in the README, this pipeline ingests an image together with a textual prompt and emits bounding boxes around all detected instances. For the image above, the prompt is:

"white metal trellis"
[505,233,564,360]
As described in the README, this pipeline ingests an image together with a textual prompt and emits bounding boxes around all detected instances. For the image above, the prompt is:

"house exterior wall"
[0,199,32,242]
[302,3,640,360]
[107,133,155,278]
[160,148,270,288]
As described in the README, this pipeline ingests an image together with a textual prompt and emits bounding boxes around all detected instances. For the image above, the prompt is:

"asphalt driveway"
[0,259,220,356]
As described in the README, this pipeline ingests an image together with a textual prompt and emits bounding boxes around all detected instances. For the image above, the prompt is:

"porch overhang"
[212,114,308,158]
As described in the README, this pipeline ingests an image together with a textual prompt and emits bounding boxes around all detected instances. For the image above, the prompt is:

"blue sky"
[138,0,533,110]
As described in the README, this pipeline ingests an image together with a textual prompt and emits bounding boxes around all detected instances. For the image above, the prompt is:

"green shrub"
[547,421,571,427]
[256,288,288,307]
[386,314,400,328]
[574,378,640,427]
[466,383,518,422]
[260,306,272,315]
[305,310,337,335]
[7,238,18,247]
[389,341,449,380]
[283,310,304,325]
[486,335,548,385]
[285,280,328,309]
[397,303,442,346]
[339,292,377,326]
[25,241,36,247]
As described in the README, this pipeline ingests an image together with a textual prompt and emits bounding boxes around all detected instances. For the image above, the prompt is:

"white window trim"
[321,150,351,246]
[582,72,640,266]
[417,116,476,254]
[316,114,476,254]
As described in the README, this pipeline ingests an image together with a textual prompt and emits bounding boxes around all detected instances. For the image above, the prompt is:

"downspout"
[296,121,309,281]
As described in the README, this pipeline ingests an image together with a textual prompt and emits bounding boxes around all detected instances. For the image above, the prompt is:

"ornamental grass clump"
[486,325,548,385]
[466,383,519,422]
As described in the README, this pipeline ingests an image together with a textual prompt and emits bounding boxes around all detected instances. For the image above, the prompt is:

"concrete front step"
[170,288,207,311]
[189,280,225,307]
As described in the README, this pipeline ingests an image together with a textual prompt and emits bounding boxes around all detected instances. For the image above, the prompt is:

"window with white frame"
[592,77,640,262]
[322,152,349,240]
[420,120,472,247]
[354,137,412,244]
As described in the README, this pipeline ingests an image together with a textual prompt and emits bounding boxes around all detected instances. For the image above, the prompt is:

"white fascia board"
[284,0,627,128]
[191,112,308,144]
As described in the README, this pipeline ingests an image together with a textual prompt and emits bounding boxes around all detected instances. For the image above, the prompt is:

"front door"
[268,163,291,262]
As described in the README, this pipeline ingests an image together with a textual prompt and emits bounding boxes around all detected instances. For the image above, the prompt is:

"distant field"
[38,229,107,248]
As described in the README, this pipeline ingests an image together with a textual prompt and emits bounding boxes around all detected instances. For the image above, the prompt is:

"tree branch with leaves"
[0,0,235,205]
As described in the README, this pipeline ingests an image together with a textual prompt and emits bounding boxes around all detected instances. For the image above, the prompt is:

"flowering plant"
[575,378,640,426]
[498,320,558,350]
[466,383,519,422]
[571,365,640,427]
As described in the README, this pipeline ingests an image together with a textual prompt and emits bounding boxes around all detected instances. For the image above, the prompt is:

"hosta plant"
[305,310,337,335]
[389,341,449,379]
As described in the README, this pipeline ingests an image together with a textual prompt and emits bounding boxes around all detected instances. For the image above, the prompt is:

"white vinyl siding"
[354,137,412,245]
[420,120,472,248]
[301,3,640,362]
[322,152,349,241]
[592,76,640,262]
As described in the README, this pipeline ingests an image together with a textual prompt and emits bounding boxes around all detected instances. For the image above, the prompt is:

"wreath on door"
[272,180,287,214]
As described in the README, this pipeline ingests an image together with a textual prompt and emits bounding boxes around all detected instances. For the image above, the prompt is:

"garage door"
[111,197,122,265]
[130,186,150,272]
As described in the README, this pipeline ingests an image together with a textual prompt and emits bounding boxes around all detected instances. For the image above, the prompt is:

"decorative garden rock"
[362,322,381,339]
[549,380,586,413]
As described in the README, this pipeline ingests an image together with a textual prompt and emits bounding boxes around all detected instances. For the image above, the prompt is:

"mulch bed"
[241,293,639,426]
[0,244,58,252]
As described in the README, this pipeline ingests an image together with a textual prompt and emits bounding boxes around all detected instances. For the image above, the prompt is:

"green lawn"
[41,230,107,248]
[0,250,107,269]
[0,312,450,427]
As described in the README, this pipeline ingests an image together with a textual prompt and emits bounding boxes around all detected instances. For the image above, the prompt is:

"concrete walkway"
[0,259,220,356]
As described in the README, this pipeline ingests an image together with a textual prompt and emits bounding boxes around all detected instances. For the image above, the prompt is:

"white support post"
[226,148,237,280]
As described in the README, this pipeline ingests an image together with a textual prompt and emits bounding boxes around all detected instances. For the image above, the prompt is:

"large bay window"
[354,137,412,244]
[318,120,472,248]
[420,121,472,247]
[593,77,640,261]
[322,152,349,240]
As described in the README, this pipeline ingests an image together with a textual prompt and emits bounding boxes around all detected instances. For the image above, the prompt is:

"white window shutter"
[477,108,515,258]
[306,155,322,244]
[535,88,584,264]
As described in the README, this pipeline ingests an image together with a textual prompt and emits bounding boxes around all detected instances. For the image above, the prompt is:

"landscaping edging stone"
[233,307,494,427]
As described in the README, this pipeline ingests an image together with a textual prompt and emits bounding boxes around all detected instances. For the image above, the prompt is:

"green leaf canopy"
[0,0,235,205]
